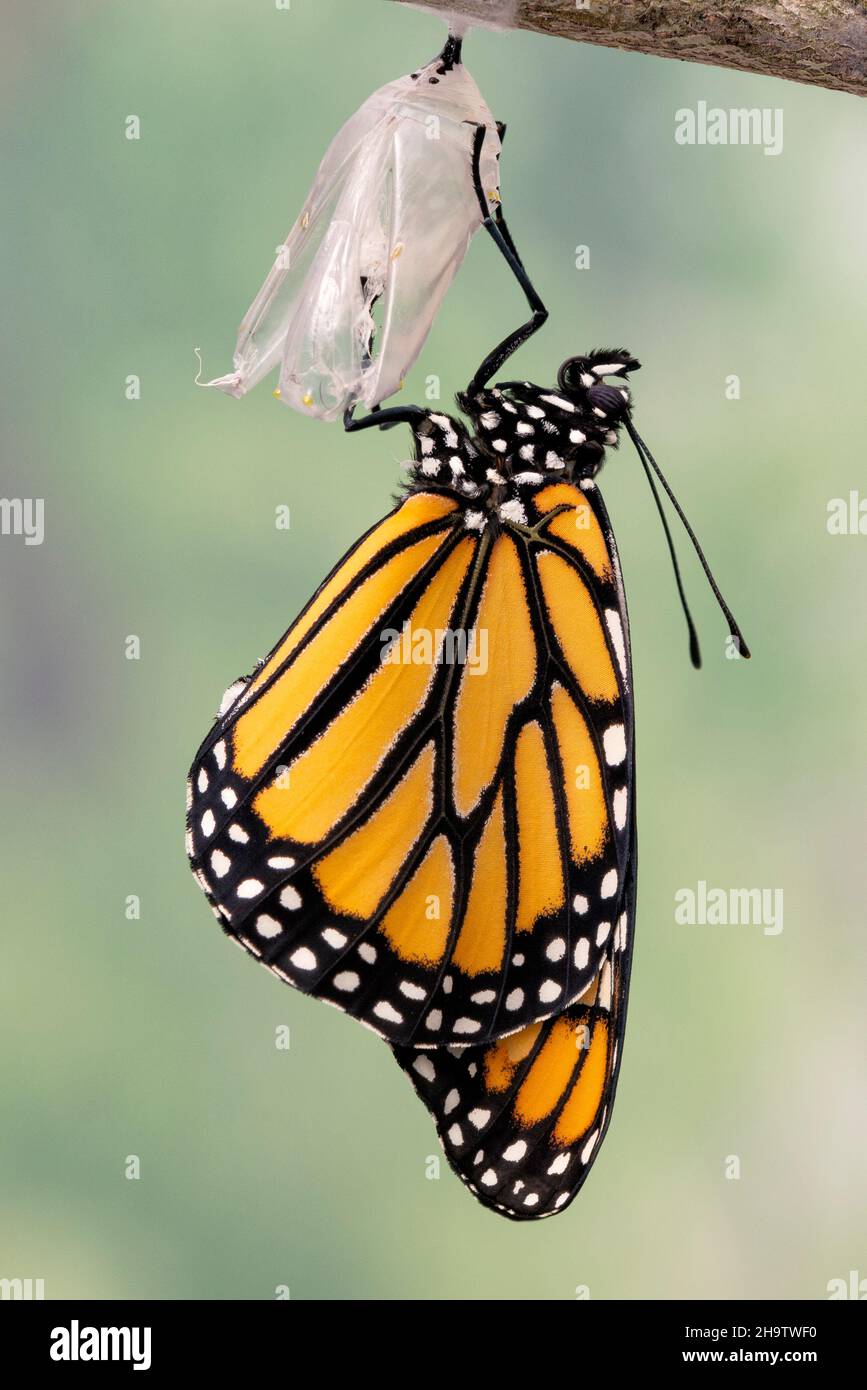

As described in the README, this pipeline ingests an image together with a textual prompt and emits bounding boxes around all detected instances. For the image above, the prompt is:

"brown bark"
[393,1,867,97]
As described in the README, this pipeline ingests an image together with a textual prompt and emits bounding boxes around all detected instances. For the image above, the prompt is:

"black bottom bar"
[1,1297,860,1374]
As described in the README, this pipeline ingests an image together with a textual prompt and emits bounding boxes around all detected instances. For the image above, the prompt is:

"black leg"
[467,124,548,394]
[344,402,427,434]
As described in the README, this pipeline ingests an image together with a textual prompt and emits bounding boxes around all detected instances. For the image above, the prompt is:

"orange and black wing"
[186,475,633,1048]
[392,803,636,1221]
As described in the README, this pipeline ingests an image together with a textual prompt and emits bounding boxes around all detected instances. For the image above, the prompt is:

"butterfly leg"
[466,123,549,394]
[343,402,427,434]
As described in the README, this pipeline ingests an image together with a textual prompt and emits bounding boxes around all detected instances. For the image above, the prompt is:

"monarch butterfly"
[190,20,750,1218]
[187,333,749,1218]
[199,31,534,422]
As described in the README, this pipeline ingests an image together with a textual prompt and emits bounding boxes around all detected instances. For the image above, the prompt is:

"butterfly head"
[557,350,639,417]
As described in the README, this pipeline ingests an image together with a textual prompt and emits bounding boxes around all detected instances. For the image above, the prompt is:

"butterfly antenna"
[624,416,751,665]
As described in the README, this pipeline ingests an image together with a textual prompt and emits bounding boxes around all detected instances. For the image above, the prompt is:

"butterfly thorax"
[405,350,639,532]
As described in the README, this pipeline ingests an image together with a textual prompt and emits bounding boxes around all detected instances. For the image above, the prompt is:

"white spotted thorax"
[406,354,638,527]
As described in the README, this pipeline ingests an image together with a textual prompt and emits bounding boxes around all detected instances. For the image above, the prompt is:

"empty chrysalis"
[203,29,510,422]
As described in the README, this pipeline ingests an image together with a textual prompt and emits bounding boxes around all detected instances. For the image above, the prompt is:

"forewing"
[186,488,467,908]
[187,476,634,1052]
[188,486,492,1045]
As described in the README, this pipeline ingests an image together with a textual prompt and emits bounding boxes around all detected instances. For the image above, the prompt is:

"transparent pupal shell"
[204,57,501,422]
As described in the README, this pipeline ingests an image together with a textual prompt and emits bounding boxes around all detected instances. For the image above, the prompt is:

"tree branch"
[394,1,867,98]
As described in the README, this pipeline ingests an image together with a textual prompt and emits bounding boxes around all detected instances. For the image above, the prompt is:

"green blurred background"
[1,0,865,1301]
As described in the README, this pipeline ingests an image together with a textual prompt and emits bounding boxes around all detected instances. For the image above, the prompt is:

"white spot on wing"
[470,989,496,1005]
[598,961,612,1009]
[603,724,627,766]
[581,1129,600,1163]
[605,608,628,681]
[399,980,427,1001]
[290,946,317,971]
[373,1000,404,1025]
[210,850,230,878]
[454,1017,481,1035]
[548,1152,571,1176]
[503,1140,527,1162]
[236,878,264,899]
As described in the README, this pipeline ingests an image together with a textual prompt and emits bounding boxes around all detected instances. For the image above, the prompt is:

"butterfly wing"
[392,798,635,1221]
[186,483,475,990]
[187,456,633,1050]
